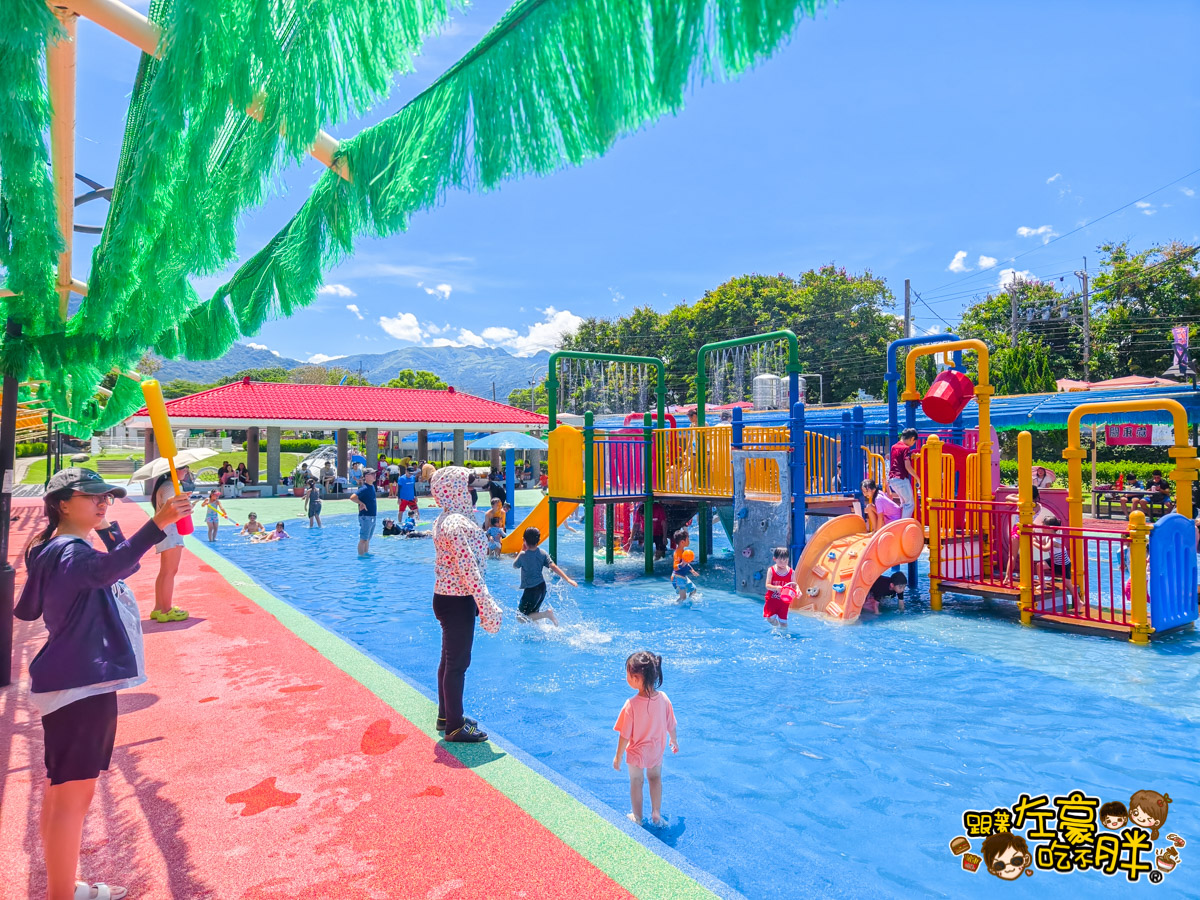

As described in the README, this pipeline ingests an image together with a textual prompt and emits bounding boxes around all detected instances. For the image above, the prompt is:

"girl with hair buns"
[1129,790,1172,840]
[613,651,678,826]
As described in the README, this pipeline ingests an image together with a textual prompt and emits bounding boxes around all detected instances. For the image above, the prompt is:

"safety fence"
[1026,524,1132,627]
[805,428,842,496]
[592,432,649,499]
[928,499,1014,589]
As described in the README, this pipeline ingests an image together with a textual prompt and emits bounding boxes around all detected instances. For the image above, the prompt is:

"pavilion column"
[490,448,501,470]
[266,426,281,489]
[365,427,378,468]
[453,429,465,466]
[143,428,157,465]
[337,428,348,477]
[247,425,260,483]
[417,428,428,461]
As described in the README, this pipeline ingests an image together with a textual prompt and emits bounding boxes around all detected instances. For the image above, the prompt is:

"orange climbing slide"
[791,515,925,622]
[500,496,578,554]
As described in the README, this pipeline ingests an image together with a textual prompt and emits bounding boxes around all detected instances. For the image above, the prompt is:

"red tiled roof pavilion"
[126,379,548,431]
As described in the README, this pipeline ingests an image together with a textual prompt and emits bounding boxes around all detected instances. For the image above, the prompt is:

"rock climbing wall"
[731,450,793,595]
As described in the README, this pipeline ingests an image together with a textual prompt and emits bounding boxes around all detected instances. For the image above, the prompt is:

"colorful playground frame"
[529,332,1199,640]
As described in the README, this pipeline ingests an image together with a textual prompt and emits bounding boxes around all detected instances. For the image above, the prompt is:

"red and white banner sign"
[1104,424,1174,446]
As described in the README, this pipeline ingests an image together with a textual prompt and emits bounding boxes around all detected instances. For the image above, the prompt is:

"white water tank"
[798,377,807,405]
[753,374,783,410]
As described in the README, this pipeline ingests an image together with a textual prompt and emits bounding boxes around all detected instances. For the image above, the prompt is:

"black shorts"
[42,691,118,785]
[519,582,547,616]
[1051,560,1072,579]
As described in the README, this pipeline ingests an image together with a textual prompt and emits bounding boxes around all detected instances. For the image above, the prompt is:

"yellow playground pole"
[926,435,943,612]
[1065,398,1196,523]
[1017,432,1034,627]
[140,379,193,535]
[1128,511,1152,645]
[900,339,992,502]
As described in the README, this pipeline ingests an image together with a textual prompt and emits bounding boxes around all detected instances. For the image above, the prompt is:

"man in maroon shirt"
[888,428,919,518]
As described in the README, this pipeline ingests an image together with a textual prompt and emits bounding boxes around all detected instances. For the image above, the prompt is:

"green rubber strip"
[160,504,720,900]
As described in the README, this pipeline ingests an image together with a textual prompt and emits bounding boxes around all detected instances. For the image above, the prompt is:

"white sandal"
[74,882,128,900]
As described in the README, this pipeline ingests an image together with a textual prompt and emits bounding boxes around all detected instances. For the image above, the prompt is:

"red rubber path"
[0,499,635,899]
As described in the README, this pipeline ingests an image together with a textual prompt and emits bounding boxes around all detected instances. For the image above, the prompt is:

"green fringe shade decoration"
[4,0,825,435]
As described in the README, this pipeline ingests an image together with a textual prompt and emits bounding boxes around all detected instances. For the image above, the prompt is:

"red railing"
[929,499,1017,589]
[1026,524,1131,627]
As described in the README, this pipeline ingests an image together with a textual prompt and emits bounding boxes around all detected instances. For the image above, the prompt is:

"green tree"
[562,267,901,405]
[384,369,448,390]
[217,366,291,385]
[1089,241,1200,380]
[162,379,212,398]
[508,379,550,414]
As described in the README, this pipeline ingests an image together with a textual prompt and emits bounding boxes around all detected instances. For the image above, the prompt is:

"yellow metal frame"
[900,339,993,503]
[925,435,944,611]
[1064,398,1196,527]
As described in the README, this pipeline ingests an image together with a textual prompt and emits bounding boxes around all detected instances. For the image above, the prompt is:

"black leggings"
[433,594,477,731]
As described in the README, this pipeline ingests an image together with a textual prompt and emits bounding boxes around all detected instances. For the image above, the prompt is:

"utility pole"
[1075,256,1090,380]
[903,279,911,338]
[1010,285,1018,345]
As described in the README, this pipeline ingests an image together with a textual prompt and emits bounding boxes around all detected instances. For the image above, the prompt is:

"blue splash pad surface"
[208,510,1200,899]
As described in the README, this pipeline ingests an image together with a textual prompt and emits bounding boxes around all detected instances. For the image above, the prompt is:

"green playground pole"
[584,411,594,583]
[644,411,654,575]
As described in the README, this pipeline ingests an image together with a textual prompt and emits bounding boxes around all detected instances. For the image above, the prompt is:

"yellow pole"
[47,7,79,321]
[1128,511,1152,645]
[926,435,943,612]
[1065,398,1196,520]
[1017,431,1034,626]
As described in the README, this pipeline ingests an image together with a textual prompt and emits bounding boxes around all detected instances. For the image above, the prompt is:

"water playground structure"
[510,331,1200,642]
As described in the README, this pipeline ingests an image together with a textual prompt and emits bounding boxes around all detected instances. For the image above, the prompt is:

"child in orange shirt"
[671,529,697,600]
[613,651,678,826]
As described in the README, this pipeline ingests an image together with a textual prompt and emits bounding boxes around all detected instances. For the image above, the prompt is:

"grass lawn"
[22,450,306,484]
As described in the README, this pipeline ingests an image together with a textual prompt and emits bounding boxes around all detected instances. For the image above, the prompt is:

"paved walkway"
[1,499,719,899]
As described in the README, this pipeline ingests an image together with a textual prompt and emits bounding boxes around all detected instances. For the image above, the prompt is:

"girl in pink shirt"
[613,651,678,826]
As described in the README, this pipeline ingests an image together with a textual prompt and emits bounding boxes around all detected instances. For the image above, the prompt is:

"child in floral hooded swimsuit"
[431,467,503,743]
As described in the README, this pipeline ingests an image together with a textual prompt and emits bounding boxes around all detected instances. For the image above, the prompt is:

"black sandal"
[444,722,488,743]
[436,716,477,733]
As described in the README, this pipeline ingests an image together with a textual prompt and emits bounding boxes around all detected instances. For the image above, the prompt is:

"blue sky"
[69,0,1199,365]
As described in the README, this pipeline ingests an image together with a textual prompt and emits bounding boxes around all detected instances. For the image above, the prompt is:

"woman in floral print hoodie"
[431,466,502,742]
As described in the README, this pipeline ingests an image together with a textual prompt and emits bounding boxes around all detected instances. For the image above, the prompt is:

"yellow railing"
[965,452,980,501]
[915,452,956,524]
[863,447,887,486]
[805,431,841,495]
[651,425,791,498]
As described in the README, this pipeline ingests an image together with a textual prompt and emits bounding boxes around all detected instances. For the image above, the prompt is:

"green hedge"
[16,442,48,458]
[250,438,328,453]
[999,459,1177,487]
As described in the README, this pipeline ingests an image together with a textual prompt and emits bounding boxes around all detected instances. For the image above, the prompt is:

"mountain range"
[152,344,552,403]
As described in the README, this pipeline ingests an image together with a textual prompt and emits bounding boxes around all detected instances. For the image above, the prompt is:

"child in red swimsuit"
[764,547,794,627]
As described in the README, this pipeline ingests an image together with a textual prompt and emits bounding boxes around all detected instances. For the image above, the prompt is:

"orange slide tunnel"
[791,516,925,622]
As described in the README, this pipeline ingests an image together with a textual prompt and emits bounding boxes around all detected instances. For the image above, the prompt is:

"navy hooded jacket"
[15,519,164,694]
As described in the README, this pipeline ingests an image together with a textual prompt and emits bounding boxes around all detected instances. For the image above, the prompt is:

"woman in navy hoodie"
[16,468,192,900]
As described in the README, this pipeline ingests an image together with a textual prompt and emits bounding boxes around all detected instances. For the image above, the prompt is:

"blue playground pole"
[505,448,516,529]
[732,406,744,449]
[841,411,853,494]
[791,402,807,563]
[788,371,799,411]
[851,406,865,499]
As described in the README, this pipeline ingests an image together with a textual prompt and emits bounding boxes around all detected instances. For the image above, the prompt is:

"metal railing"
[929,499,1016,589]
[805,429,841,496]
[592,432,649,499]
[1027,524,1132,627]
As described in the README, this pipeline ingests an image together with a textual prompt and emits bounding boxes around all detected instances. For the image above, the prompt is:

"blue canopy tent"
[468,432,549,528]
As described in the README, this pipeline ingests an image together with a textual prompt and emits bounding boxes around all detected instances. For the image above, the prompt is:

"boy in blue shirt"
[396,466,418,520]
[352,469,377,556]
[486,522,505,557]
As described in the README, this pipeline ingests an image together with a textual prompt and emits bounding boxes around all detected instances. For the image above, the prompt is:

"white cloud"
[1135,201,1152,208]
[947,250,971,273]
[307,353,345,365]
[246,342,281,357]
[505,307,585,357]
[1016,225,1057,244]
[609,287,625,304]
[318,283,356,297]
[481,326,519,342]
[424,283,453,301]
[1182,187,1195,198]
[456,329,488,349]
[378,312,424,342]
[978,255,998,269]
[1046,173,1062,184]
[423,321,451,335]
[998,268,1037,290]
[1142,208,1157,216]
[346,304,364,320]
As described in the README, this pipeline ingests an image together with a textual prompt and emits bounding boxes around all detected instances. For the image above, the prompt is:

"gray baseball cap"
[46,467,128,498]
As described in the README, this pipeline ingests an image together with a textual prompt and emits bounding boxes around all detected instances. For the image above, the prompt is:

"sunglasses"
[990,854,1028,871]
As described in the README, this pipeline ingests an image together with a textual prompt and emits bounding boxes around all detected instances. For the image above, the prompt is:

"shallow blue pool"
[209,510,1200,899]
